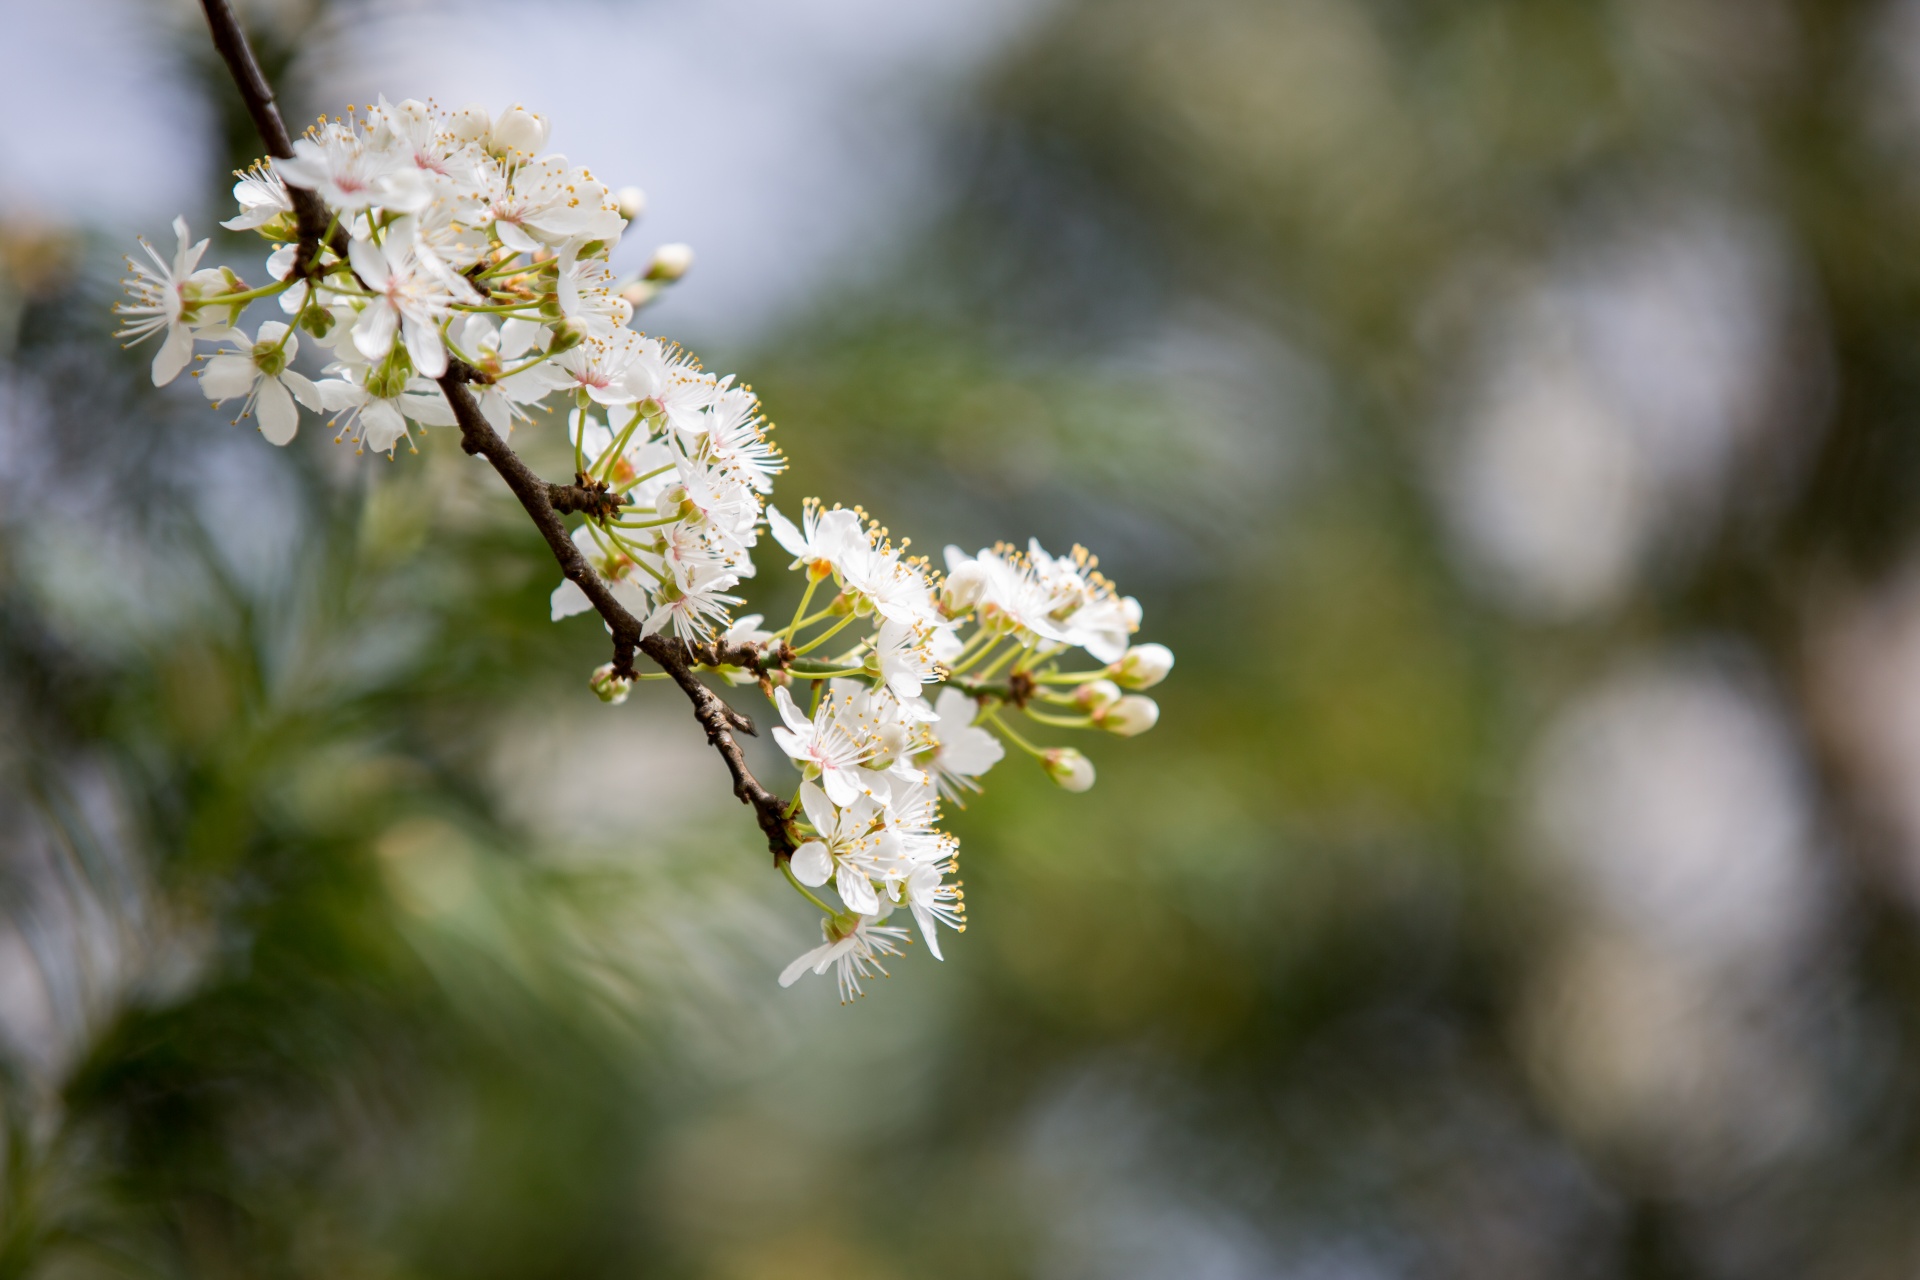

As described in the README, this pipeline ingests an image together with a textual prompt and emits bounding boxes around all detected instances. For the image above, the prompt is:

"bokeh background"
[2,0,1919,1275]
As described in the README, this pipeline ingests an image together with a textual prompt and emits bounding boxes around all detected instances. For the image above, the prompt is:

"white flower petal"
[255,377,299,445]
[799,781,835,835]
[347,236,392,290]
[283,369,323,412]
[790,841,832,887]
[773,686,812,737]
[152,324,194,386]
[361,399,409,454]
[821,767,860,809]
[835,867,880,916]
[353,304,398,363]
[403,317,447,379]
[911,901,944,961]
[198,354,256,402]
[550,579,592,621]
[779,941,834,988]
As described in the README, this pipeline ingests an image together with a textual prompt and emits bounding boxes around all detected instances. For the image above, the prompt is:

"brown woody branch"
[196,0,798,863]
[436,374,796,861]
[547,473,628,520]
[953,670,1036,709]
[199,0,348,273]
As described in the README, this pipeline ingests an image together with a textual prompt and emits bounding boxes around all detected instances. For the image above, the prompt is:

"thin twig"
[195,1,798,863]
[435,373,796,860]
[199,0,348,272]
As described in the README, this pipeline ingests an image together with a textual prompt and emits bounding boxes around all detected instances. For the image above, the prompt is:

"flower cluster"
[759,515,1173,999]
[116,97,675,453]
[117,99,1173,1001]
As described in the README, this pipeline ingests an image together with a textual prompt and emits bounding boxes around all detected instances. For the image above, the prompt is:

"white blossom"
[120,94,1175,1003]
[870,618,941,703]
[778,909,911,1003]
[197,322,321,445]
[790,782,886,915]
[479,153,623,254]
[114,217,225,386]
[221,165,292,232]
[275,118,420,212]
[768,501,865,576]
[922,688,1004,800]
[771,686,890,808]
[347,236,474,378]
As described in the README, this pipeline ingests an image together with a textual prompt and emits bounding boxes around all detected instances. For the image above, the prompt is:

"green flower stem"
[781,862,836,915]
[495,350,553,379]
[974,643,1023,682]
[947,635,1004,676]
[946,628,995,664]
[572,390,588,474]
[779,577,821,640]
[214,278,294,306]
[1034,669,1111,684]
[792,614,857,657]
[984,709,1047,759]
[1022,707,1094,729]
[439,319,480,371]
[593,410,653,483]
[784,603,843,634]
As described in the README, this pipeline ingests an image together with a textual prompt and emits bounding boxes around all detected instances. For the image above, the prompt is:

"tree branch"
[196,1,798,864]
[199,0,346,273]
[436,376,797,862]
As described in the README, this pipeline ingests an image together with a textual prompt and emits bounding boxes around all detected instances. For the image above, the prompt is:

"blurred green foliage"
[8,1,1920,1278]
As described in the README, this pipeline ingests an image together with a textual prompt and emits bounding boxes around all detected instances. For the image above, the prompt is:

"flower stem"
[974,643,1022,682]
[984,709,1047,759]
[780,577,820,640]
[792,614,857,657]
[1022,707,1094,729]
[214,278,293,306]
[781,862,836,915]
[592,409,652,483]
[947,635,1004,676]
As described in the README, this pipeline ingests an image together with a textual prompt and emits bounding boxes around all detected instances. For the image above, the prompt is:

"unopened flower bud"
[589,663,632,705]
[1111,642,1174,689]
[1073,679,1122,714]
[945,560,987,611]
[447,104,491,144]
[1043,747,1096,793]
[620,280,659,310]
[645,243,694,282]
[491,105,549,156]
[616,186,647,221]
[1097,694,1158,737]
[545,316,589,355]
